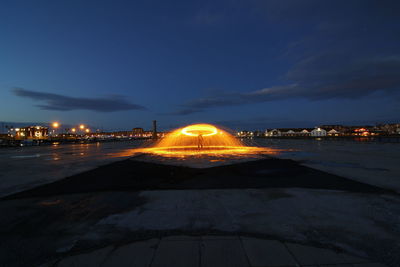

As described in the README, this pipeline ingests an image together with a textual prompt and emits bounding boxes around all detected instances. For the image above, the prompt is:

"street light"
[79,124,85,130]
[85,128,90,133]
[51,122,60,136]
[71,128,76,133]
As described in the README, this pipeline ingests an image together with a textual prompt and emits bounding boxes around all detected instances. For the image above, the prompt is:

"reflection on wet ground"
[0,141,145,197]
[1,138,400,196]
[112,146,290,168]
[256,138,400,192]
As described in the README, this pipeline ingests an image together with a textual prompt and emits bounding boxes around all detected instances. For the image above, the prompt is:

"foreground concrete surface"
[1,158,399,267]
[1,188,399,267]
[0,142,145,197]
[46,235,386,267]
[256,139,400,193]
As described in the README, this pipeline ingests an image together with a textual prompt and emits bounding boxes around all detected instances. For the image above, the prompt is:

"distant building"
[132,127,144,137]
[258,123,400,138]
[266,129,282,137]
[253,130,264,137]
[353,128,370,136]
[282,130,296,136]
[265,128,311,137]
[327,129,339,136]
[311,127,327,137]
[379,123,400,134]
[299,129,311,136]
[237,130,253,138]
[13,126,48,139]
[320,125,346,132]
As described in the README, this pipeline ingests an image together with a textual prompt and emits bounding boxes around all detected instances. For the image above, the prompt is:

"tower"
[152,120,157,139]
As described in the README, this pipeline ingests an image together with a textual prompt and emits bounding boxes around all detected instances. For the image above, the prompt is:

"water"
[0,138,399,197]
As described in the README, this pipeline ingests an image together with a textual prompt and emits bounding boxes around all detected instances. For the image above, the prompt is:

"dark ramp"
[3,158,390,199]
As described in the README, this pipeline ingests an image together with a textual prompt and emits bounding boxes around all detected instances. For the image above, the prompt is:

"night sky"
[1,0,400,131]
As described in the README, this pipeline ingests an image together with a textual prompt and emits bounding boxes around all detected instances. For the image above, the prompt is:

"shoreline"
[1,135,400,149]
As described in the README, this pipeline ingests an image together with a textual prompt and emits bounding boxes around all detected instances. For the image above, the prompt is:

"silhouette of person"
[197,134,204,149]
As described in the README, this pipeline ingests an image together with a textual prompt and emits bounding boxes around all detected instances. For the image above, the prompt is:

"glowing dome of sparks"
[130,123,278,157]
[181,124,218,137]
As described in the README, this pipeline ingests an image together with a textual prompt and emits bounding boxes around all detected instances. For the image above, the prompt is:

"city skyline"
[1,0,400,129]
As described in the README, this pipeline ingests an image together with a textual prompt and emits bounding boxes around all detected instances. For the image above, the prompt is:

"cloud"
[163,108,203,116]
[13,88,146,112]
[215,117,316,130]
[171,54,400,114]
[168,0,400,115]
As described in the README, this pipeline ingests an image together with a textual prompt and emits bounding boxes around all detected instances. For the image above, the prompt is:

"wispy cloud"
[13,88,146,112]
[162,108,203,116]
[171,0,400,116]
[215,117,316,130]
[172,54,400,115]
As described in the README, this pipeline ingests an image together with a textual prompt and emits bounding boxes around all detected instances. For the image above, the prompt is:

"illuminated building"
[14,126,49,139]
[327,129,339,136]
[237,130,254,138]
[299,129,311,136]
[266,129,282,137]
[132,127,144,137]
[310,127,327,137]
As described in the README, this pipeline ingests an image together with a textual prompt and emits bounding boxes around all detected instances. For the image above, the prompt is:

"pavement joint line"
[282,242,302,267]
[99,246,116,267]
[238,235,252,267]
[199,238,203,267]
[44,236,388,267]
[148,238,161,267]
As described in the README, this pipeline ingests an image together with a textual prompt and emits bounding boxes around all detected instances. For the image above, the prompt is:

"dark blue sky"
[1,0,399,131]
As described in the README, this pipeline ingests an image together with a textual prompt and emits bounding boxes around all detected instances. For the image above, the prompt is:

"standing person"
[197,134,204,149]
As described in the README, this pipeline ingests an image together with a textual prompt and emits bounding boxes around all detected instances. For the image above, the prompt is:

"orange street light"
[71,128,76,132]
[85,128,90,133]
[79,124,85,130]
[52,122,59,128]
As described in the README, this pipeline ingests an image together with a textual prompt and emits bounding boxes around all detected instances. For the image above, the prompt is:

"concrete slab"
[201,239,250,267]
[241,237,297,266]
[39,260,58,267]
[151,240,200,267]
[57,246,113,267]
[286,243,367,265]
[320,265,353,267]
[97,187,400,267]
[48,237,388,267]
[202,235,239,240]
[162,235,201,241]
[101,239,158,267]
[352,263,388,267]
